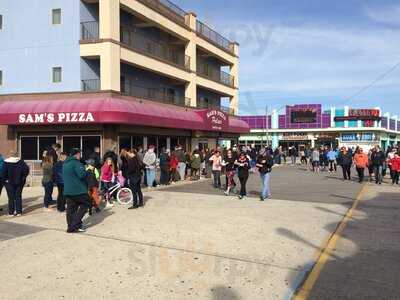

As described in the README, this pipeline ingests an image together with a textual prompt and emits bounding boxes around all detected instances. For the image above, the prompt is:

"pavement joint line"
[292,183,368,300]
[1,221,302,273]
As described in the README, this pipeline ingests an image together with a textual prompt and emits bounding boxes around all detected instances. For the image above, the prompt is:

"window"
[62,136,101,160]
[0,70,2,86]
[52,9,61,25]
[52,67,62,83]
[20,136,56,161]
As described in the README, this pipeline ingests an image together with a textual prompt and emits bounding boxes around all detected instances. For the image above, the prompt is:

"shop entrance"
[279,140,311,151]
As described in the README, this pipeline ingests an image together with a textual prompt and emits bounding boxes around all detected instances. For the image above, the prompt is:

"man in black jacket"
[256,148,274,201]
[338,147,353,180]
[2,151,29,216]
[371,146,386,184]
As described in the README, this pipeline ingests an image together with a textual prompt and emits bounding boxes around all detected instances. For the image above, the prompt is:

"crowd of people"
[1,141,399,233]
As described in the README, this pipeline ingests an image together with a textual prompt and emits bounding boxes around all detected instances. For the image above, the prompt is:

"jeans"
[56,184,65,212]
[291,156,297,165]
[341,165,351,180]
[392,172,399,184]
[260,173,271,199]
[239,176,249,196]
[43,181,54,208]
[329,160,337,172]
[160,167,170,185]
[146,168,156,187]
[356,167,365,183]
[66,194,91,232]
[128,176,144,207]
[5,183,24,215]
[373,165,383,184]
[212,170,221,188]
[178,162,186,181]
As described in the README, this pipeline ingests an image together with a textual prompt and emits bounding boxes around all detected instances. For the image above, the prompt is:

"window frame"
[0,70,3,86]
[0,15,3,30]
[19,135,57,161]
[52,66,62,83]
[52,8,62,25]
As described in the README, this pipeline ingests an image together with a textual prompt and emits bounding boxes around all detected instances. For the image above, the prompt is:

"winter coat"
[190,154,201,170]
[126,157,143,178]
[371,151,386,166]
[257,154,274,174]
[101,164,113,182]
[170,155,179,170]
[62,156,88,196]
[42,163,54,184]
[3,157,30,186]
[339,152,353,166]
[143,151,157,169]
[53,161,64,185]
[85,167,99,189]
[354,153,369,168]
[389,157,400,172]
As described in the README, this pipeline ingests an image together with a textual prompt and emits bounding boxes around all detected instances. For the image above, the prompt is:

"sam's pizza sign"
[18,112,95,124]
[205,110,227,131]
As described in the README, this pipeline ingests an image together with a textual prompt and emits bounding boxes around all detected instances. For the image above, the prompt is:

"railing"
[80,21,99,40]
[136,0,187,25]
[81,79,100,91]
[122,81,190,107]
[120,25,191,70]
[196,20,234,54]
[197,62,235,87]
[198,103,236,115]
[220,105,236,116]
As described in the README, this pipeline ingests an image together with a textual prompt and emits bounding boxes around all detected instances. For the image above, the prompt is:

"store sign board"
[290,108,317,123]
[341,132,378,142]
[281,132,309,140]
[18,112,95,124]
[200,109,228,131]
[286,104,321,127]
[349,109,380,117]
[335,109,381,122]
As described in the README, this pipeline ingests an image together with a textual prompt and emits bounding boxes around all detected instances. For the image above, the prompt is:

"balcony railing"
[136,0,187,25]
[197,63,235,87]
[197,103,236,115]
[81,21,99,40]
[120,26,191,70]
[122,81,190,107]
[196,20,234,54]
[81,79,100,91]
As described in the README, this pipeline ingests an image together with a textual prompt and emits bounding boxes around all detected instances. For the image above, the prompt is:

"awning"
[0,97,249,134]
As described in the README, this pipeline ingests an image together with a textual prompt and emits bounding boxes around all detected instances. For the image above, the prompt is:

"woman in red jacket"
[389,153,400,185]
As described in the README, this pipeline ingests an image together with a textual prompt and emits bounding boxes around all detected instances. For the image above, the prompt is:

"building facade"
[239,104,400,151]
[0,0,247,162]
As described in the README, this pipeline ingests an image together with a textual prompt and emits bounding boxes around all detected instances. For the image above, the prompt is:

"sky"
[174,0,400,116]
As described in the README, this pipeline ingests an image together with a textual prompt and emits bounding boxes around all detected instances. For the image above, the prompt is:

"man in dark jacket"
[256,149,274,201]
[338,147,353,180]
[371,145,386,184]
[0,153,4,211]
[2,151,29,216]
[63,149,90,233]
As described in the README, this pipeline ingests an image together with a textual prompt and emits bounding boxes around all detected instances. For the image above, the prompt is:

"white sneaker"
[106,202,114,208]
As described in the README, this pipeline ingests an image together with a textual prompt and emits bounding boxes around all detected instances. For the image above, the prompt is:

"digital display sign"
[334,109,381,122]
[290,108,317,124]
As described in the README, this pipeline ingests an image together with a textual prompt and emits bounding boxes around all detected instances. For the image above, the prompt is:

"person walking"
[127,150,144,209]
[0,153,4,212]
[327,148,337,173]
[338,147,352,180]
[311,148,320,173]
[289,146,298,165]
[257,148,274,201]
[143,145,157,188]
[235,152,250,199]
[353,148,368,183]
[222,150,236,196]
[389,153,400,185]
[53,152,67,212]
[209,150,222,188]
[2,151,29,216]
[371,146,386,184]
[63,149,90,233]
[42,154,55,211]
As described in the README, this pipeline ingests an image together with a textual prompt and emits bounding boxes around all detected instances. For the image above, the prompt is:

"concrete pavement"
[0,165,371,299]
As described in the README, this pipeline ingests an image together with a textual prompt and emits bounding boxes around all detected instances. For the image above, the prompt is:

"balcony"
[197,103,236,116]
[122,81,190,107]
[136,0,187,26]
[81,21,99,40]
[196,20,234,54]
[81,79,100,91]
[120,26,191,71]
[197,62,235,88]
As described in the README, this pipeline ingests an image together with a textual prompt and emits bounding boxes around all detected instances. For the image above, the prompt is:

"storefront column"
[0,125,17,156]
[271,133,279,149]
[184,12,197,107]
[311,137,316,148]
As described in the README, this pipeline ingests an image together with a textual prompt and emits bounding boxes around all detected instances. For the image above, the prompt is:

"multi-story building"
[239,104,400,151]
[0,0,248,161]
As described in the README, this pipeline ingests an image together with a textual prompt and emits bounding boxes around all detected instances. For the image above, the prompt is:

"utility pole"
[265,105,269,147]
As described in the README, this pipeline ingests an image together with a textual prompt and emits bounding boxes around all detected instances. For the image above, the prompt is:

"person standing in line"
[256,148,274,201]
[311,148,320,173]
[88,146,102,170]
[353,148,368,183]
[371,145,386,185]
[235,152,250,199]
[174,145,186,181]
[389,152,400,185]
[327,148,337,173]
[127,149,144,209]
[63,149,90,233]
[0,153,4,212]
[42,154,55,211]
[47,143,61,164]
[190,151,201,181]
[169,152,179,183]
[204,148,212,178]
[338,147,353,180]
[53,152,67,212]
[159,148,171,185]
[101,157,115,207]
[85,159,101,214]
[2,150,29,217]
[222,150,236,196]
[209,150,222,188]
[143,145,157,188]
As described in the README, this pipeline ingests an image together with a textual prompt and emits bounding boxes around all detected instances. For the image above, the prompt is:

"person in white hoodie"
[2,150,29,216]
[143,145,157,188]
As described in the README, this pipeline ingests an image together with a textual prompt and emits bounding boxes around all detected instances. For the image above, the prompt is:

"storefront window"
[158,137,167,154]
[132,136,143,149]
[82,136,100,160]
[170,137,179,150]
[63,136,81,155]
[147,136,157,149]
[20,136,57,161]
[119,136,131,151]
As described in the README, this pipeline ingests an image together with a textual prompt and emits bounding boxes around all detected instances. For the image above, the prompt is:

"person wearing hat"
[63,148,90,233]
[2,150,30,216]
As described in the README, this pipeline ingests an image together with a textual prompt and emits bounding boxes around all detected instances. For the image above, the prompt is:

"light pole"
[265,105,269,147]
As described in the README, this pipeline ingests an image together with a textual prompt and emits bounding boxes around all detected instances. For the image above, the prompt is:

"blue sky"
[175,0,400,115]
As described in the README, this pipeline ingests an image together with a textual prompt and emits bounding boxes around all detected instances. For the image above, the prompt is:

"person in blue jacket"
[53,152,67,212]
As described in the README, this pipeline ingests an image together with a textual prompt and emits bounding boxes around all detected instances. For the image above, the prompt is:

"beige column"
[229,42,239,114]
[100,42,121,91]
[99,0,120,41]
[185,12,197,107]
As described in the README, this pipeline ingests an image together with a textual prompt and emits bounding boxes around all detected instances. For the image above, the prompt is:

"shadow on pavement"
[211,285,241,300]
[0,221,46,241]
[284,190,400,299]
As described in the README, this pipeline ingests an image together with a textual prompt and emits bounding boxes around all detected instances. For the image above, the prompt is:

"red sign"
[198,109,228,131]
[349,109,379,117]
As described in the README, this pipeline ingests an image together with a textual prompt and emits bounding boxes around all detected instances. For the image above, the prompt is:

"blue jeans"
[146,168,156,187]
[178,162,186,181]
[260,173,271,199]
[43,181,54,208]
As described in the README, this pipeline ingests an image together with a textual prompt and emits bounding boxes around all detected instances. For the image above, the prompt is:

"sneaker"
[77,228,86,233]
[105,202,114,208]
[16,214,22,217]
[238,195,243,200]
[224,191,229,196]
[128,206,139,210]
